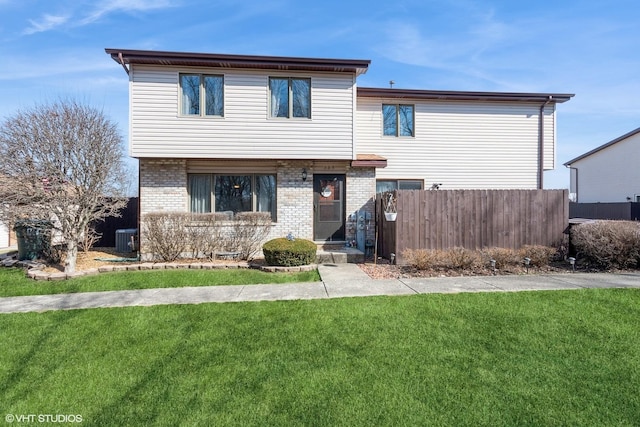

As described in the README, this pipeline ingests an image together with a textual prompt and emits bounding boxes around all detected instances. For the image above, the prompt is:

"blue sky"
[1,0,638,190]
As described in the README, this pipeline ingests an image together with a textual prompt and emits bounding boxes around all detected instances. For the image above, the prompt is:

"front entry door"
[314,174,345,241]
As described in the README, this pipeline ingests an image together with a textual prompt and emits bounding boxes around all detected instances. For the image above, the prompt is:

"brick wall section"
[273,161,376,243]
[139,158,187,214]
[346,167,376,243]
[139,159,187,258]
[270,160,314,241]
[138,158,377,257]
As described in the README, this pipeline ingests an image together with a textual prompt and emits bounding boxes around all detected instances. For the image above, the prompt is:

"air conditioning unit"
[115,228,138,253]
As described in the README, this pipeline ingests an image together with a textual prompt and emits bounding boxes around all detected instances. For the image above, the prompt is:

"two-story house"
[106,48,572,257]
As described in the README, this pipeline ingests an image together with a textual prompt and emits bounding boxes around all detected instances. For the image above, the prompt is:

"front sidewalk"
[0,264,639,314]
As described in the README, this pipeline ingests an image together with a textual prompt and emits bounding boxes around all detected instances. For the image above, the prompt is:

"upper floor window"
[269,77,311,118]
[180,74,224,116]
[383,104,414,137]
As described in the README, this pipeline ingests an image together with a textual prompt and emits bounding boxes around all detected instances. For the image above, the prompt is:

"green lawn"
[1,289,639,426]
[0,268,320,297]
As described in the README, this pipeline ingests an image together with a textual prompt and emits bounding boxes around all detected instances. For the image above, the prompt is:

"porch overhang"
[351,154,387,168]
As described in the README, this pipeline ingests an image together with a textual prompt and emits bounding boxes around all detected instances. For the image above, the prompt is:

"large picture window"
[269,77,311,118]
[180,74,224,116]
[383,104,414,137]
[188,174,277,220]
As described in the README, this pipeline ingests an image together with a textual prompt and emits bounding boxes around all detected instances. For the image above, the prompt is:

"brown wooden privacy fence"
[376,189,569,264]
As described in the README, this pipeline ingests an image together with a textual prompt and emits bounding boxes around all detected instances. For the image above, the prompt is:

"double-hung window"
[269,77,311,118]
[383,104,414,137]
[180,74,224,116]
[188,174,277,221]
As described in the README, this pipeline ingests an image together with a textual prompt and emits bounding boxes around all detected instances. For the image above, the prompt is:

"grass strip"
[0,268,320,297]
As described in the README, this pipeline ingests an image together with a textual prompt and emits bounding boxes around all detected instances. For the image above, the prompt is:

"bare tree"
[0,99,129,273]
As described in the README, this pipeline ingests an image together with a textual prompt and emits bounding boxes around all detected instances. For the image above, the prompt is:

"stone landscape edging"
[1,257,317,281]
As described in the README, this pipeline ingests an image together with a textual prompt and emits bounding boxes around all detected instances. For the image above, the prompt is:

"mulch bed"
[43,248,263,273]
[357,258,612,279]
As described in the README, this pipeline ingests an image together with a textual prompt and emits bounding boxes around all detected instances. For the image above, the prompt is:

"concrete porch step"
[316,247,364,264]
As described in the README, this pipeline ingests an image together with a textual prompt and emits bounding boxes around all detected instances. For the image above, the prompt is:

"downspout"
[117,52,130,75]
[538,95,553,189]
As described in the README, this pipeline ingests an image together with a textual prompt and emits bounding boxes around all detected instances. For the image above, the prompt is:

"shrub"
[263,238,316,266]
[231,212,273,260]
[402,249,440,270]
[518,245,556,267]
[481,247,520,269]
[443,247,482,269]
[403,246,559,272]
[552,236,570,261]
[571,220,640,269]
[143,213,190,262]
[143,212,273,262]
[186,213,232,259]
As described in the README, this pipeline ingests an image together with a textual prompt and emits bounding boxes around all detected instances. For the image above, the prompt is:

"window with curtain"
[188,174,277,220]
[269,77,311,118]
[180,74,224,116]
[256,175,277,219]
[188,174,211,213]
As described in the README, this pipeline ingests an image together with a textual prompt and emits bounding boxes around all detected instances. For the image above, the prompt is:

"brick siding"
[138,158,377,257]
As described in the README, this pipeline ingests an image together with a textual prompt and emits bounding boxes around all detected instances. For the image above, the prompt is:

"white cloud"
[23,14,69,35]
[80,0,176,25]
[21,0,176,34]
[374,19,528,91]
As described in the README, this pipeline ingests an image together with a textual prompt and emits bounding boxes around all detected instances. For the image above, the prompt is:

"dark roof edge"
[563,127,640,166]
[357,87,574,103]
[105,48,371,74]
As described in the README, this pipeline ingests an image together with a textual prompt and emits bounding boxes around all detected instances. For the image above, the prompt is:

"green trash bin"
[14,220,53,261]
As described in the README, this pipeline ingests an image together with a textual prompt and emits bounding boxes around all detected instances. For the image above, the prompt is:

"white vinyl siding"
[357,98,556,190]
[130,65,355,160]
[542,105,556,170]
[569,131,640,202]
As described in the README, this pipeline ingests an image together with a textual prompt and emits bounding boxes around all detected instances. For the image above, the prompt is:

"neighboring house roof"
[564,127,640,166]
[358,87,574,103]
[105,48,371,76]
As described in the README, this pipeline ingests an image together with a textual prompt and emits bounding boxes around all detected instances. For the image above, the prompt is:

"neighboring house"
[106,48,573,256]
[564,127,640,202]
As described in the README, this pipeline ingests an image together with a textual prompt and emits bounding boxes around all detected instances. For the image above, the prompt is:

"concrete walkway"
[1,264,639,314]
